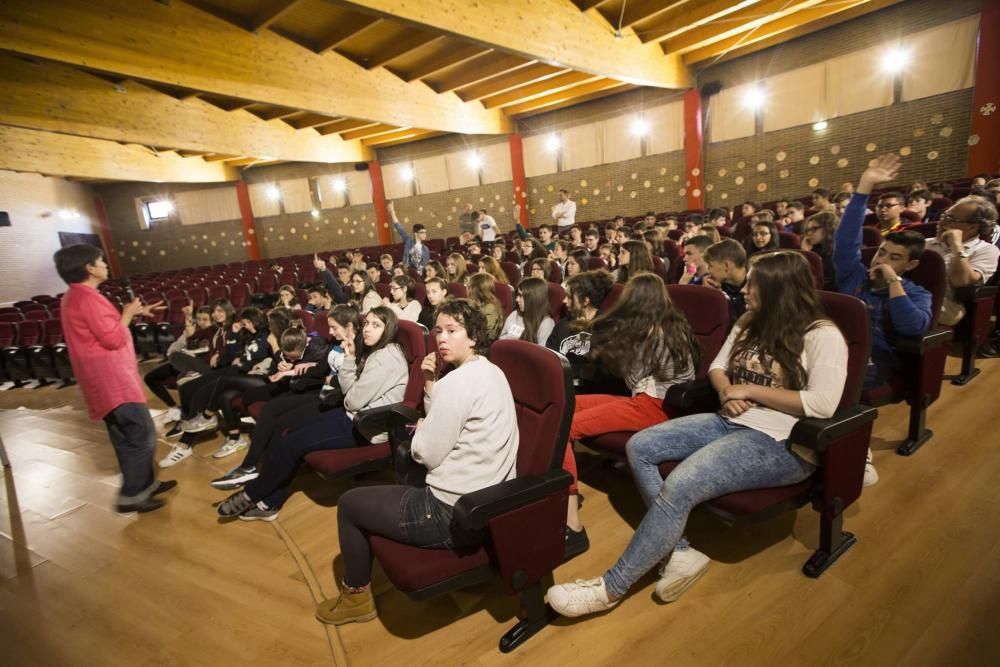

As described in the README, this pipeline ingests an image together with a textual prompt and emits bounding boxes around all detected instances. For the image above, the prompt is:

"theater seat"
[859,247,950,455]
[370,341,573,653]
[759,249,824,288]
[950,282,998,385]
[659,291,877,577]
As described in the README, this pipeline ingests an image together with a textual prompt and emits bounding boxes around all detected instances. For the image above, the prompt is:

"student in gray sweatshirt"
[216,306,408,520]
[315,299,518,626]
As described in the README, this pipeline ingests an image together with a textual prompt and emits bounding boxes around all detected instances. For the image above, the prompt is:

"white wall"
[0,171,100,305]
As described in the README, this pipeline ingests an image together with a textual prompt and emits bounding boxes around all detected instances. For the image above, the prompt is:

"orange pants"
[562,393,668,495]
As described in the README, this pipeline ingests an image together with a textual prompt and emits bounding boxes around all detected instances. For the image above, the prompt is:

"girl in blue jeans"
[547,251,848,618]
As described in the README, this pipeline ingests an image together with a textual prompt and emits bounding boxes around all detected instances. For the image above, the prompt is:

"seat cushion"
[657,461,816,515]
[583,432,633,457]
[304,443,390,473]
[370,537,491,594]
[860,373,907,406]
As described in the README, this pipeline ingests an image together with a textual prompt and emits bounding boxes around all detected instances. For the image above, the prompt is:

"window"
[137,198,173,229]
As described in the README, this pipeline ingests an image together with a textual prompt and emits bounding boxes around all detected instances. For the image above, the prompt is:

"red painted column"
[91,195,122,277]
[508,133,529,227]
[967,0,1000,176]
[235,181,261,260]
[683,89,705,211]
[368,161,392,245]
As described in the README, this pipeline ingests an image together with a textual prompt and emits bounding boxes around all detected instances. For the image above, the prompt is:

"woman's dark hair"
[53,244,103,284]
[516,277,552,343]
[435,298,492,355]
[356,305,401,378]
[732,252,831,391]
[195,305,213,317]
[237,307,267,335]
[805,211,837,257]
[617,239,655,283]
[567,248,590,275]
[643,230,665,258]
[521,239,548,263]
[747,220,779,255]
[328,303,360,330]
[425,260,446,280]
[275,284,299,308]
[392,274,415,300]
[210,298,236,326]
[590,273,699,383]
[565,270,614,312]
[349,269,377,303]
[279,320,308,354]
[267,307,293,338]
[528,257,550,280]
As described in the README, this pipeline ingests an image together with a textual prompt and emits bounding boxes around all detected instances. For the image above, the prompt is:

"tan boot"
[315,588,377,626]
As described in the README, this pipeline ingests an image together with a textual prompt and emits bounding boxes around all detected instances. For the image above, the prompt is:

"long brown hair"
[590,273,699,381]
[516,277,551,343]
[468,272,501,311]
[447,253,469,284]
[478,256,509,284]
[730,252,829,390]
[617,240,655,283]
[356,306,400,378]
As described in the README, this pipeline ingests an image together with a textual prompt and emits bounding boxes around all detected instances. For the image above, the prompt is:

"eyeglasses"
[938,214,973,225]
[751,231,771,238]
[876,202,901,208]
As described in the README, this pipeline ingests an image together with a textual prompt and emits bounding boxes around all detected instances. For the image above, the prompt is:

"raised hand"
[140,301,166,317]
[313,253,326,271]
[420,352,438,382]
[858,153,901,193]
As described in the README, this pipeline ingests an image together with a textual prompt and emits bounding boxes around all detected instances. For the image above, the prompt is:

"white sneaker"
[863,449,879,487]
[212,435,249,459]
[181,413,218,434]
[654,547,711,603]
[239,416,256,426]
[159,444,193,468]
[547,577,618,618]
[165,407,182,423]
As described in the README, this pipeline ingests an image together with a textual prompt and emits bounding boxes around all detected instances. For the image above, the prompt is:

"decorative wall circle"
[865,143,877,152]
[593,188,600,195]
[677,188,686,197]
[580,179,588,187]
[808,177,819,187]
[927,150,939,160]
[672,175,680,182]
[913,128,925,138]
[691,168,701,177]
[720,193,729,200]
[968,134,980,146]
[289,227,296,234]
[939,127,953,138]
[643,180,651,188]
[581,198,589,205]
[809,155,820,165]
[692,188,702,197]
[616,184,624,191]
[737,160,746,169]
[756,162,767,172]
[630,191,637,198]
[757,183,767,192]
[930,113,943,125]
[734,176,744,185]
[899,146,912,156]
[630,173,638,180]
[775,151,786,162]
[659,167,667,176]
[837,158,849,168]
[830,145,841,155]
[705,184,714,192]
[718,168,727,177]
[657,186,665,193]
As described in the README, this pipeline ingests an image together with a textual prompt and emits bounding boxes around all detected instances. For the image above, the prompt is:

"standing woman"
[467,273,503,339]
[217,306,408,521]
[613,240,655,284]
[314,299,517,625]
[349,270,382,315]
[500,277,555,345]
[799,211,838,290]
[445,253,471,286]
[547,252,847,617]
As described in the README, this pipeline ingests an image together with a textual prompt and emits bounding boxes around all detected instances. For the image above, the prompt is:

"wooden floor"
[1,352,999,666]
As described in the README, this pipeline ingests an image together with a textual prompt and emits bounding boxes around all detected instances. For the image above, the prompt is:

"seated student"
[424,260,446,282]
[168,299,235,387]
[800,211,838,290]
[466,240,483,262]
[598,243,618,270]
[929,182,954,209]
[840,181,855,194]
[563,249,590,287]
[274,285,299,310]
[547,251,847,618]
[384,274,422,323]
[388,201,429,274]
[611,215,626,231]
[835,155,932,486]
[560,273,699,557]
[144,304,217,426]
[833,191,852,218]
[613,240,654,283]
[707,208,730,229]
[467,273,503,339]
[703,239,748,326]
[445,252,471,286]
[644,230,666,261]
[211,305,355,490]
[583,228,601,256]
[365,263,383,286]
[745,219,780,257]
[643,211,658,227]
[568,226,584,248]
[315,299,517,625]
[678,236,712,285]
[660,216,679,233]
[547,271,615,378]
[550,239,571,273]
[500,276,554,345]
[379,254,395,274]
[305,285,333,314]
[348,270,382,315]
[528,258,550,281]
[419,277,449,331]
[775,199,790,217]
[811,188,835,213]
[906,189,935,223]
[391,264,406,279]
[478,256,509,285]
[873,191,909,236]
[491,241,506,262]
[217,307,408,521]
[740,201,758,218]
[535,224,556,252]
[924,197,999,326]
[348,251,367,273]
[972,173,992,187]
[697,224,722,245]
[783,201,806,235]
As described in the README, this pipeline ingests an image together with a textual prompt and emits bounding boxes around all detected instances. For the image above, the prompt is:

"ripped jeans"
[603,413,815,599]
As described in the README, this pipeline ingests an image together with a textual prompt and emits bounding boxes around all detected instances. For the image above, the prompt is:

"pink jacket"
[61,283,146,420]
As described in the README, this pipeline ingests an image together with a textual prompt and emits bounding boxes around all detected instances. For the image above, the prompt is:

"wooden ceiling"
[0,0,896,183]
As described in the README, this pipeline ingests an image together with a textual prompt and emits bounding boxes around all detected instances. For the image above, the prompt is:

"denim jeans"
[102,402,158,504]
[603,413,815,599]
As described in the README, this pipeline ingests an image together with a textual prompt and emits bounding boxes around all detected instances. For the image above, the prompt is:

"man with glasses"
[874,192,908,236]
[924,198,999,326]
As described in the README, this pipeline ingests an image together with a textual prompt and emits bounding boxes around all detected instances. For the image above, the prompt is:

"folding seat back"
[447,282,468,299]
[777,231,801,248]
[586,257,607,272]
[0,311,23,323]
[494,282,514,317]
[665,285,729,377]
[311,310,330,340]
[228,283,250,308]
[907,222,937,238]
[861,226,884,247]
[758,249,824,288]
[257,272,278,294]
[652,256,669,282]
[412,282,426,309]
[0,322,15,348]
[24,310,49,321]
[374,283,391,300]
[662,239,680,266]
[16,320,42,347]
[369,342,573,653]
[291,309,314,333]
[207,284,229,302]
[504,251,520,265]
[599,283,624,312]
[546,283,566,322]
[667,229,684,241]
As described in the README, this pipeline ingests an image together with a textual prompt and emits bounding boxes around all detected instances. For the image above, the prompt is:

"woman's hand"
[293,363,316,376]
[342,335,356,358]
[277,360,293,372]
[140,301,166,318]
[209,353,219,368]
[420,352,438,382]
[720,399,754,418]
[231,321,243,334]
[720,384,756,403]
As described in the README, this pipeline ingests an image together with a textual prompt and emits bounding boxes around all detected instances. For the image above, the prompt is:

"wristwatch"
[957,250,970,259]
[886,275,902,284]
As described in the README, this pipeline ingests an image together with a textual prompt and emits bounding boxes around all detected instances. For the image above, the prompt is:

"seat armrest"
[354,403,419,442]
[453,469,573,531]
[954,284,998,302]
[895,328,953,355]
[664,378,721,412]
[788,405,879,454]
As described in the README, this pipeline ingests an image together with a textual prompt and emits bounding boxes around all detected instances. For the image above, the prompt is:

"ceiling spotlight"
[743,84,766,111]
[332,178,347,193]
[881,47,910,73]
[467,153,483,170]
[545,134,561,151]
[812,120,829,131]
[265,184,281,201]
[632,118,650,136]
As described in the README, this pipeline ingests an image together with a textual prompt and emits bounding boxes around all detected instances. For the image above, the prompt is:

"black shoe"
[151,480,178,497]
[564,526,590,561]
[217,490,254,518]
[164,424,184,439]
[116,498,166,514]
[978,342,1000,358]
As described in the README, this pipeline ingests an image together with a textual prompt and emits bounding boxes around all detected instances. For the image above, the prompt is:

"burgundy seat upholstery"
[494,283,514,317]
[447,282,468,299]
[582,286,729,458]
[3,320,43,383]
[949,281,997,386]
[291,309,314,332]
[370,341,574,653]
[586,257,608,272]
[546,283,566,323]
[374,283,391,300]
[599,283,624,312]
[303,320,426,479]
[907,222,937,238]
[758,249,824,288]
[777,231,801,249]
[500,261,521,286]
[858,247,950,455]
[861,226,883,248]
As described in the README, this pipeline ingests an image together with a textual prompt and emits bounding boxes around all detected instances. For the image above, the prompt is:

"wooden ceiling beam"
[315,15,383,53]
[514,83,639,117]
[662,0,828,54]
[249,0,304,33]
[364,33,443,69]
[325,0,691,88]
[456,63,567,102]
[572,0,612,11]
[362,129,446,147]
[391,43,490,82]
[482,71,602,109]
[285,113,344,129]
[599,0,688,30]
[223,157,262,166]
[0,54,373,163]
[0,126,239,182]
[0,0,512,134]
[502,78,630,115]
[316,119,381,135]
[683,0,895,65]
[339,123,403,141]
[634,0,761,44]
[427,54,533,94]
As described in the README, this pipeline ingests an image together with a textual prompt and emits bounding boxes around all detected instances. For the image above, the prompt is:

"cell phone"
[686,264,697,275]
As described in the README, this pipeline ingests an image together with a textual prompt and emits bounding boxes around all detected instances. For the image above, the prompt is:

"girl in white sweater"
[316,299,517,626]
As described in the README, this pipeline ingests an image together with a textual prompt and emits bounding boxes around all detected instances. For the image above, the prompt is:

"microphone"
[120,276,137,302]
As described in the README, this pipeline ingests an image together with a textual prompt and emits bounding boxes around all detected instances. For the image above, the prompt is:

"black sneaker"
[978,342,1000,358]
[210,466,258,490]
[217,490,254,518]
[239,502,279,522]
[564,526,590,561]
[164,424,184,438]
[116,498,166,514]
[151,480,178,497]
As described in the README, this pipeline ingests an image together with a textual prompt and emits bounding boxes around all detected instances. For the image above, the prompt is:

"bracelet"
[957,250,969,259]
[887,275,902,284]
